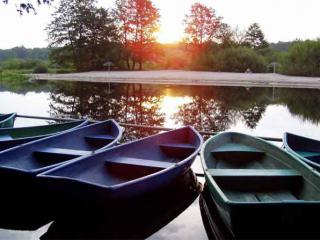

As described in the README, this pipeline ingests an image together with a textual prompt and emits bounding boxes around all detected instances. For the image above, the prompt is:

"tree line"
[2,0,320,76]
[46,0,273,72]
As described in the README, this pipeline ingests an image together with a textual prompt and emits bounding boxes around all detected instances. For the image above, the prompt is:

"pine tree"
[244,23,269,49]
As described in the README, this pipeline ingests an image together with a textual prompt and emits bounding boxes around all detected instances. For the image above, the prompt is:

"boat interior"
[204,133,320,203]
[0,121,119,172]
[0,113,14,123]
[41,127,201,186]
[286,133,320,164]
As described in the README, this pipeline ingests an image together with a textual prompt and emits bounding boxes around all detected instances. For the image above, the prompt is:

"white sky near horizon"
[0,0,319,49]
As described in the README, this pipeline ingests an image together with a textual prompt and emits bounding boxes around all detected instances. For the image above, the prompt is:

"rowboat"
[0,120,88,151]
[283,132,320,171]
[201,132,320,238]
[38,126,202,203]
[0,119,122,176]
[41,171,200,239]
[0,113,16,128]
[199,185,233,240]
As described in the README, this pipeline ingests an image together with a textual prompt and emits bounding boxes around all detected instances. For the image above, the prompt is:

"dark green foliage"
[0,47,50,61]
[0,58,47,70]
[270,41,294,52]
[33,63,48,73]
[47,0,119,71]
[213,47,267,73]
[281,40,320,76]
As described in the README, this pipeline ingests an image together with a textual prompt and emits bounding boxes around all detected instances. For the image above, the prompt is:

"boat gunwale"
[201,131,320,205]
[0,113,16,127]
[0,119,122,175]
[283,132,320,170]
[0,119,88,142]
[37,126,203,190]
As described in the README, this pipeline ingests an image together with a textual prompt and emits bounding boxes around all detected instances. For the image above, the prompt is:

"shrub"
[213,47,267,73]
[281,40,320,77]
[33,64,48,73]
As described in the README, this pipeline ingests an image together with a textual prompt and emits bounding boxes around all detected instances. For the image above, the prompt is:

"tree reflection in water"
[48,82,320,141]
[174,87,269,133]
[49,82,165,141]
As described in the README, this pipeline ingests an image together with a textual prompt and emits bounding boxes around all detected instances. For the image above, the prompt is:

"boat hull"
[283,132,320,171]
[201,132,320,238]
[38,126,202,207]
[0,120,88,151]
[206,180,320,238]
[0,119,122,176]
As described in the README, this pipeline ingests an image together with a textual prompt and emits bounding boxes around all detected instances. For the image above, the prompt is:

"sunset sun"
[156,21,184,43]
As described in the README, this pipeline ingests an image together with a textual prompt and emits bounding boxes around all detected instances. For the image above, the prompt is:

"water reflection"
[49,82,165,141]
[48,83,271,135]
[2,80,320,140]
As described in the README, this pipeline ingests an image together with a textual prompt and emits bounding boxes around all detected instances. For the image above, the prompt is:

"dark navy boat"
[0,113,16,128]
[0,119,88,152]
[38,126,202,203]
[284,132,320,171]
[0,119,122,176]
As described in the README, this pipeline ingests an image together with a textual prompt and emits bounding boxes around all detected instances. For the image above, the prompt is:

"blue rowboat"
[38,126,202,202]
[0,119,122,176]
[0,120,88,152]
[283,132,320,171]
[40,171,200,239]
[201,132,320,238]
[0,113,16,128]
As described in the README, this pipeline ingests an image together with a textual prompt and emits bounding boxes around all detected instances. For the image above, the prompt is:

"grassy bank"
[0,70,29,82]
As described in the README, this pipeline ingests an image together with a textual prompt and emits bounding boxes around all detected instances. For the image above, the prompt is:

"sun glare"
[160,95,192,127]
[156,26,183,44]
[154,0,185,44]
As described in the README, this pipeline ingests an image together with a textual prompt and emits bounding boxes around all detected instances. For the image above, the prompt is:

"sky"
[0,0,319,49]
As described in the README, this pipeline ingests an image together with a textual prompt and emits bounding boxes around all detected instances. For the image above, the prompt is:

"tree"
[281,40,320,77]
[114,0,160,70]
[183,3,221,46]
[244,23,269,49]
[47,0,119,71]
[216,23,234,48]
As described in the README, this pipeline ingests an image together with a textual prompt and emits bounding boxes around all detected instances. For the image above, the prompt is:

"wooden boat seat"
[105,156,175,169]
[34,147,92,157]
[159,143,196,158]
[0,135,13,141]
[159,143,196,151]
[211,143,265,155]
[209,169,301,178]
[85,134,115,147]
[85,134,115,141]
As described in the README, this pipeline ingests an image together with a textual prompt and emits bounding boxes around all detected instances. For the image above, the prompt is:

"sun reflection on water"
[160,95,192,128]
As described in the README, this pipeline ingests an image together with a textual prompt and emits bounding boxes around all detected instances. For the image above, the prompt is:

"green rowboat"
[0,113,16,128]
[0,119,88,151]
[201,132,320,238]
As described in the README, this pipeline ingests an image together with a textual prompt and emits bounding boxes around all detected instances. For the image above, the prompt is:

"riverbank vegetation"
[1,0,319,77]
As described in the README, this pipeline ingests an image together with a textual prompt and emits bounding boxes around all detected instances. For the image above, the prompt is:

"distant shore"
[32,70,320,89]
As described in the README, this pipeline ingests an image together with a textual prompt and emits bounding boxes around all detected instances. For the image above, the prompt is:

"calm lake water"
[1,80,320,239]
